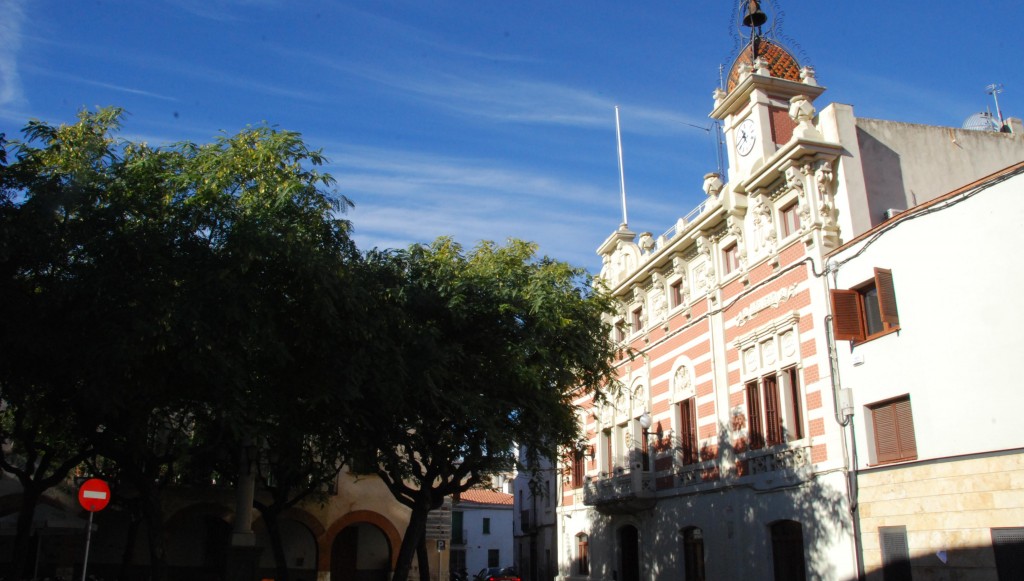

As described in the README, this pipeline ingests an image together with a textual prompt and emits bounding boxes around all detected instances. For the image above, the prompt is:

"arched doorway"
[331,522,392,581]
[617,525,640,581]
[770,520,807,581]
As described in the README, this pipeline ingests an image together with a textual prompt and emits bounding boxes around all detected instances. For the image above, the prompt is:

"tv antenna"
[679,120,725,178]
[986,83,1005,127]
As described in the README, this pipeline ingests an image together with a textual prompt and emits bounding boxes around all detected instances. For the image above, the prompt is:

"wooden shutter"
[831,289,866,341]
[763,375,783,446]
[746,381,764,450]
[879,526,912,581]
[872,397,916,463]
[680,398,697,465]
[875,268,900,328]
[871,403,900,463]
[893,397,917,460]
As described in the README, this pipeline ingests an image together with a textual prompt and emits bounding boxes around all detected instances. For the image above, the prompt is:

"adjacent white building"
[452,489,515,578]
[829,162,1024,580]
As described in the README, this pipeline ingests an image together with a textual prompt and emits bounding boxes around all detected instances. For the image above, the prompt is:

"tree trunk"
[417,537,430,581]
[119,508,142,581]
[143,490,168,581]
[391,502,429,581]
[262,508,291,581]
[11,485,42,579]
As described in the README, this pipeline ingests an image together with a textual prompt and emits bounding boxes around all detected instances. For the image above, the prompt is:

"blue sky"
[2,0,1021,272]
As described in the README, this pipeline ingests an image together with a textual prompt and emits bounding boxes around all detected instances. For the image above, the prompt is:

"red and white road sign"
[78,478,111,512]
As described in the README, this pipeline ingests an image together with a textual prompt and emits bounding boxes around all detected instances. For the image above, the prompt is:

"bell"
[742,0,768,28]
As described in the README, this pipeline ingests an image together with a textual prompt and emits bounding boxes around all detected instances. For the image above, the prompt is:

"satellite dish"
[962,112,1001,132]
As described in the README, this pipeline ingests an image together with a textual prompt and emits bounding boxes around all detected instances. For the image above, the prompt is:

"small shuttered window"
[879,526,912,581]
[831,267,900,342]
[992,527,1024,579]
[870,396,917,464]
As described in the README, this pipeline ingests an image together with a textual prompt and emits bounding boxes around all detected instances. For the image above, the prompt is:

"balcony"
[741,444,812,480]
[582,466,656,515]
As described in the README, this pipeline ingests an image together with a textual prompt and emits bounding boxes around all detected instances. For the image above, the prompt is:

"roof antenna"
[986,83,1006,128]
[615,106,629,228]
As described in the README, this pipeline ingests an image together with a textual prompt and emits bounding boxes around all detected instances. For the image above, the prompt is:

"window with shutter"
[869,396,917,464]
[678,398,698,465]
[576,533,590,575]
[879,526,912,581]
[744,369,803,453]
[831,267,900,343]
[763,375,783,446]
[992,527,1024,580]
[746,381,765,450]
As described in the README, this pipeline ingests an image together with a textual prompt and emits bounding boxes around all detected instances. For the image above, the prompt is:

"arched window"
[770,520,807,581]
[681,526,705,581]
[575,533,590,575]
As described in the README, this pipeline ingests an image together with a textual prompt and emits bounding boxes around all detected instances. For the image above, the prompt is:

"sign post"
[78,479,111,581]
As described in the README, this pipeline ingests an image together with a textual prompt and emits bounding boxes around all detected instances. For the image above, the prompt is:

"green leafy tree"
[361,238,620,581]
[1,109,361,580]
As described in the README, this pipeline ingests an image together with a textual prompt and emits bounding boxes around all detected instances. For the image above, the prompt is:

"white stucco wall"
[461,502,515,575]
[832,164,1024,463]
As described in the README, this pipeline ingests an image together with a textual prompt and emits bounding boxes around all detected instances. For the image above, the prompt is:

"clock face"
[736,118,757,156]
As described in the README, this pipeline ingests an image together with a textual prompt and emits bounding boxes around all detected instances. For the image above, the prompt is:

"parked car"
[473,566,520,581]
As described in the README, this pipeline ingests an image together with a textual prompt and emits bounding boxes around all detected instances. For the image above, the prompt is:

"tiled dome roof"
[727,39,801,92]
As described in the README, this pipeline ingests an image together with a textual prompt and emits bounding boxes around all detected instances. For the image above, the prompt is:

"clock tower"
[711,1,826,186]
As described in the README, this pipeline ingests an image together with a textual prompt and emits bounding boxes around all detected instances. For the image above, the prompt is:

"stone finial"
[789,95,815,124]
[713,87,727,105]
[638,232,655,253]
[703,172,724,197]
[799,66,817,86]
[789,95,822,139]
[736,61,753,81]
[752,57,770,77]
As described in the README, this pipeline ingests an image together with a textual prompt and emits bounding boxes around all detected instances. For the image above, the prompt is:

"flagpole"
[615,106,628,227]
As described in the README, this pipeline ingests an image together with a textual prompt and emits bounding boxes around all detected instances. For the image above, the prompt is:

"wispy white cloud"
[309,141,615,266]
[277,43,702,135]
[22,65,179,102]
[0,0,26,108]
[164,0,284,22]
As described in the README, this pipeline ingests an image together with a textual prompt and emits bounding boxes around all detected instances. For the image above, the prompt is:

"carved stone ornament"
[789,95,819,139]
[727,215,748,271]
[703,172,724,198]
[752,57,770,76]
[815,160,835,228]
[736,61,753,81]
[752,194,777,251]
[761,339,776,367]
[674,366,694,400]
[780,329,796,358]
[638,232,655,253]
[713,87,727,105]
[650,273,669,324]
[672,256,686,277]
[743,347,758,374]
[800,66,817,86]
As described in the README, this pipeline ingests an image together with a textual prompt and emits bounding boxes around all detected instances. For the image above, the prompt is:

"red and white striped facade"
[555,52,860,581]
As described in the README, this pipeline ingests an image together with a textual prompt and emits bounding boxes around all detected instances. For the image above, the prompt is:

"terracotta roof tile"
[727,39,802,92]
[457,489,514,506]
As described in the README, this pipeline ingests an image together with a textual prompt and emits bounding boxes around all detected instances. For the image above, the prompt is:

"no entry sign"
[78,478,111,512]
